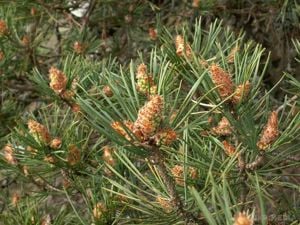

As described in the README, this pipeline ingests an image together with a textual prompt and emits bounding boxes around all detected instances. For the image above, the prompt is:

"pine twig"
[149,146,200,224]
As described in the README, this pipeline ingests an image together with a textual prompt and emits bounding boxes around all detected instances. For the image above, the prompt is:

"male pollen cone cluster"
[28,119,51,144]
[67,144,81,166]
[175,35,192,58]
[222,140,235,156]
[209,63,234,100]
[171,165,198,186]
[2,144,17,165]
[211,116,232,136]
[257,111,279,150]
[49,67,67,94]
[134,95,163,139]
[156,196,172,213]
[209,64,251,103]
[136,63,157,96]
[111,95,177,146]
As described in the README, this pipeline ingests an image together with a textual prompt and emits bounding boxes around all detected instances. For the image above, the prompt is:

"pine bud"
[93,202,106,220]
[211,117,232,136]
[257,111,279,150]
[102,85,113,97]
[111,120,134,141]
[71,103,81,113]
[222,140,235,156]
[2,144,17,165]
[28,119,51,144]
[44,155,56,164]
[156,196,172,213]
[232,81,251,104]
[148,27,157,40]
[30,7,37,16]
[192,0,200,8]
[175,35,192,58]
[23,165,29,176]
[0,20,8,36]
[67,144,81,166]
[209,64,234,100]
[134,95,163,139]
[11,192,20,207]
[49,67,67,94]
[136,63,157,96]
[154,128,177,146]
[50,138,62,149]
[233,212,253,225]
[73,41,85,54]
[227,46,239,63]
[102,146,115,166]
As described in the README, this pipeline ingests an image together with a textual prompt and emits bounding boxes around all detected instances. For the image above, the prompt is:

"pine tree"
[1,1,300,225]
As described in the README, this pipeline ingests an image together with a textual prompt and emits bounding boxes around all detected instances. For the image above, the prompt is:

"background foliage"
[0,0,299,224]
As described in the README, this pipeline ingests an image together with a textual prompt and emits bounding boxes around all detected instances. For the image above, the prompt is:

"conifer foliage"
[1,1,300,225]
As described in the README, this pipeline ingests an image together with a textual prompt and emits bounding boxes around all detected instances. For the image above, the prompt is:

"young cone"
[49,67,67,94]
[232,81,251,104]
[2,144,17,165]
[156,196,172,213]
[222,140,236,156]
[175,35,192,58]
[209,64,234,100]
[136,63,157,96]
[28,119,51,144]
[233,212,253,225]
[134,95,163,140]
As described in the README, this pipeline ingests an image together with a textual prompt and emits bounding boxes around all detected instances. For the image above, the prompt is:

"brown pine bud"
[209,64,234,100]
[73,41,85,54]
[227,46,240,63]
[257,111,279,150]
[234,212,253,225]
[2,144,17,165]
[211,117,232,136]
[171,165,184,186]
[67,144,81,166]
[148,27,157,40]
[28,119,51,144]
[0,51,4,61]
[50,138,62,149]
[222,140,235,156]
[49,67,67,94]
[232,81,251,104]
[102,146,115,166]
[154,128,177,146]
[93,202,106,220]
[11,192,20,207]
[21,35,30,47]
[0,20,8,36]
[134,95,163,139]
[156,196,172,213]
[102,85,113,97]
[41,214,51,225]
[189,167,198,180]
[71,103,81,113]
[175,35,192,58]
